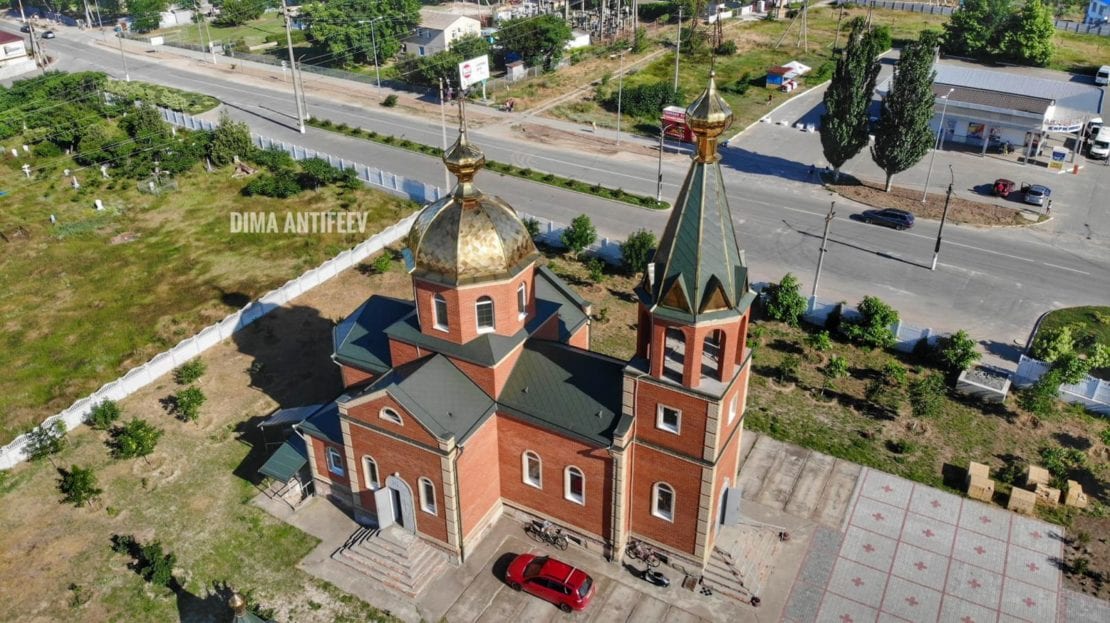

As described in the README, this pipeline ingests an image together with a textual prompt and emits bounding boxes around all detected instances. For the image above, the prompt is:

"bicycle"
[525,519,569,551]
[625,538,661,568]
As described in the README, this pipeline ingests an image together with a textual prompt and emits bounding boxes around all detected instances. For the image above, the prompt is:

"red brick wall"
[457,416,501,540]
[345,395,441,450]
[567,320,590,349]
[412,266,535,344]
[628,444,702,555]
[447,343,523,399]
[634,380,709,460]
[340,365,376,389]
[388,339,424,369]
[309,436,349,487]
[532,313,560,342]
[346,419,448,543]
[496,415,612,540]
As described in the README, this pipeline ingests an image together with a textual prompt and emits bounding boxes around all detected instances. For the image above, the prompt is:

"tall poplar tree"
[941,0,1012,59]
[819,18,882,181]
[1001,0,1055,67]
[871,31,940,192]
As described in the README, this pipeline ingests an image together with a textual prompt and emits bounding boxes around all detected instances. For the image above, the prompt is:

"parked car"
[860,208,915,230]
[992,178,1016,197]
[19,24,30,33]
[41,30,55,39]
[1020,183,1051,206]
[505,554,595,613]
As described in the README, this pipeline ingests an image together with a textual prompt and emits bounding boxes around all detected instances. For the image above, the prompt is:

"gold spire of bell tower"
[685,70,734,163]
[442,96,486,197]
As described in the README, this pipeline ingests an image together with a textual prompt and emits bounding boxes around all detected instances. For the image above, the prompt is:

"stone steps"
[331,527,450,596]
[701,524,782,604]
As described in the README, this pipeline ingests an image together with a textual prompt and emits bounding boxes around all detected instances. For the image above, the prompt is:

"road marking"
[1041,262,1090,275]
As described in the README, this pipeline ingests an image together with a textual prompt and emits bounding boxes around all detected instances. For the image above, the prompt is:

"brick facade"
[456,416,501,540]
[339,364,376,389]
[412,265,535,345]
[627,443,703,555]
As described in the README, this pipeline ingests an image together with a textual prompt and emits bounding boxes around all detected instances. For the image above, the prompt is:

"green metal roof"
[385,311,528,367]
[499,340,629,446]
[534,266,589,340]
[297,402,343,444]
[333,296,414,373]
[647,159,750,323]
[348,354,496,443]
[258,436,308,483]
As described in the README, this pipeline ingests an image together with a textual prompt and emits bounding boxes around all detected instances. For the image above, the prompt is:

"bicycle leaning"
[624,538,662,568]
[525,519,569,551]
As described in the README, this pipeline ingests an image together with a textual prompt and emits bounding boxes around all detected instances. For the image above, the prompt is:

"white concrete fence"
[517,211,625,265]
[1013,355,1110,416]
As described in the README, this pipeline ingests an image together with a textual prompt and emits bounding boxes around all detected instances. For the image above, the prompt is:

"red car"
[992,178,1016,197]
[505,553,595,612]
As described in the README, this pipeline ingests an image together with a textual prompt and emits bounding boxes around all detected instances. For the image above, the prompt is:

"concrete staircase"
[331,525,450,597]
[700,524,784,604]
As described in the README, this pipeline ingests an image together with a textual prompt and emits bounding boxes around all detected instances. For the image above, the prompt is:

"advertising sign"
[458,55,490,90]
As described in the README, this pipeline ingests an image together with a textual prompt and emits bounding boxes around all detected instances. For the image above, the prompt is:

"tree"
[497,14,573,72]
[1019,370,1061,417]
[174,387,207,422]
[1001,0,1055,66]
[110,419,163,460]
[1038,446,1086,488]
[26,421,67,461]
[299,158,342,189]
[129,0,169,33]
[1052,352,1090,385]
[302,0,421,66]
[867,361,907,413]
[523,217,541,240]
[764,273,808,326]
[216,0,265,27]
[908,373,946,418]
[777,354,801,384]
[934,329,981,374]
[173,360,206,385]
[561,214,597,257]
[1031,325,1074,362]
[870,31,939,191]
[397,34,491,88]
[57,465,102,507]
[821,355,849,396]
[843,296,899,349]
[138,541,177,589]
[88,400,122,431]
[819,18,882,180]
[208,111,253,167]
[805,330,833,353]
[941,0,1012,59]
[620,229,656,275]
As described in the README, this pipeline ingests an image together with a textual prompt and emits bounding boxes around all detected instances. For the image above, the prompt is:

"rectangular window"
[523,453,541,488]
[517,284,527,318]
[326,447,345,477]
[654,485,674,521]
[656,405,681,434]
[420,478,437,515]
[565,468,584,505]
[418,46,426,56]
[433,295,449,331]
[476,298,495,331]
[728,393,738,425]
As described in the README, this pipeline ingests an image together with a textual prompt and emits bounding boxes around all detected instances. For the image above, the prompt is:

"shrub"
[88,400,122,430]
[1101,427,1110,446]
[110,418,163,460]
[1031,325,1074,362]
[173,360,206,385]
[715,40,737,55]
[208,111,252,167]
[523,217,541,240]
[1019,370,1062,418]
[908,373,946,418]
[620,229,656,275]
[243,171,302,198]
[777,354,801,384]
[299,157,343,190]
[371,253,392,274]
[33,140,63,158]
[602,82,686,118]
[867,361,907,412]
[934,329,980,374]
[58,465,102,507]
[586,257,606,282]
[138,541,177,588]
[843,296,899,349]
[808,61,836,84]
[805,330,833,352]
[764,273,808,326]
[1038,446,1086,489]
[248,147,295,171]
[826,302,845,333]
[26,421,67,461]
[174,387,206,422]
[561,214,597,257]
[381,94,399,108]
[821,355,849,395]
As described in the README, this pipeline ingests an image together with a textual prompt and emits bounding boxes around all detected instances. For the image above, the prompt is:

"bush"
[764,273,808,326]
[138,541,177,588]
[243,170,302,198]
[58,465,102,507]
[1031,325,1074,362]
[715,40,737,55]
[808,61,836,84]
[1038,446,1086,489]
[299,157,343,189]
[173,360,206,385]
[822,355,849,395]
[26,421,67,461]
[586,257,606,282]
[371,253,392,274]
[843,296,899,349]
[33,140,63,158]
[602,82,686,118]
[826,302,845,333]
[523,217,542,240]
[908,373,946,418]
[1101,427,1110,446]
[620,229,656,275]
[805,330,833,353]
[248,147,295,171]
[88,400,122,430]
[561,214,597,257]
[777,354,801,384]
[208,111,252,167]
[110,419,163,460]
[382,94,398,108]
[174,386,206,422]
[1019,370,1062,418]
[934,329,980,374]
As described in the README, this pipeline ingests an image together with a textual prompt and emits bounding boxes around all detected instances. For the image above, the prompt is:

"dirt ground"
[829,177,1044,227]
[1065,515,1110,599]
[508,122,662,159]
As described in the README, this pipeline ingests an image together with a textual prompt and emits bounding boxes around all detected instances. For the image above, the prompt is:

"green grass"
[152,13,287,48]
[1035,306,1110,355]
[0,139,415,443]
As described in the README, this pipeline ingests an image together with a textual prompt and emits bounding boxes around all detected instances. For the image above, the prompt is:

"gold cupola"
[685,70,734,162]
[405,99,539,286]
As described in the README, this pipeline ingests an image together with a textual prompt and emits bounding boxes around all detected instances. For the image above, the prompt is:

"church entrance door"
[381,475,416,533]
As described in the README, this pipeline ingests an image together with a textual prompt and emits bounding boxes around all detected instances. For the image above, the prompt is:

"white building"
[1087,0,1109,24]
[403,9,481,57]
[0,31,35,80]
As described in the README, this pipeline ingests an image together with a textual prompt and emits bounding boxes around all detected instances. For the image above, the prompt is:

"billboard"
[458,55,490,90]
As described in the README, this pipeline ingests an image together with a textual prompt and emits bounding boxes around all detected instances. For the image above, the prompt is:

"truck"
[1090,126,1110,159]
[1097,65,1110,86]
[661,106,694,143]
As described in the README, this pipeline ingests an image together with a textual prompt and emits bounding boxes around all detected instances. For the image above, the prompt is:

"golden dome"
[442,125,485,185]
[686,71,734,162]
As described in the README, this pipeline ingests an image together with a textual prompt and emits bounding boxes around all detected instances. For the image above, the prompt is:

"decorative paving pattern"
[783,467,1077,623]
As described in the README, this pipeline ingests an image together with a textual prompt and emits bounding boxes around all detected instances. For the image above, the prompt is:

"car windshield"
[1029,188,1044,196]
[577,575,593,599]
[523,558,546,579]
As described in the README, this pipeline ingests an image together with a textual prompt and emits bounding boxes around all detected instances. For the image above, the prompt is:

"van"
[1097,65,1110,86]
[1091,127,1110,159]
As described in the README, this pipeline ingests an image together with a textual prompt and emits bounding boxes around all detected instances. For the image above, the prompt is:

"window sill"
[433,324,449,333]
[421,507,437,515]
[476,326,496,334]
[652,511,674,523]
[564,496,585,506]
[524,480,542,490]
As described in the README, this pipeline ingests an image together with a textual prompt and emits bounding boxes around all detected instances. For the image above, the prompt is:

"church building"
[288,74,755,575]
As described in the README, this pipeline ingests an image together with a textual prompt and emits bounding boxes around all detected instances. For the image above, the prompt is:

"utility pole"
[369,18,382,91]
[931,167,953,271]
[616,49,627,144]
[281,0,306,133]
[201,3,217,63]
[16,0,39,67]
[833,3,845,52]
[922,88,954,202]
[115,31,130,82]
[295,56,309,121]
[812,201,836,300]
[673,5,682,93]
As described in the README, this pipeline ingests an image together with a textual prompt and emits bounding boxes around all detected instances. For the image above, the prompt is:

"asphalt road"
[12,24,1110,361]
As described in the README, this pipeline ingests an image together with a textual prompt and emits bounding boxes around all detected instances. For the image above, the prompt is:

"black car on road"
[860,208,915,230]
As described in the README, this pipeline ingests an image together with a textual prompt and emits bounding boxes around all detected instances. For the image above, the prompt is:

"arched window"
[728,393,738,425]
[326,447,345,477]
[652,482,675,522]
[522,451,542,488]
[380,408,403,425]
[419,477,437,515]
[517,283,528,318]
[476,296,495,332]
[433,293,449,331]
[702,329,725,380]
[663,327,685,382]
[362,456,380,489]
[564,466,585,505]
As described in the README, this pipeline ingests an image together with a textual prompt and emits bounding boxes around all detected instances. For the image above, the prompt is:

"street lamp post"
[115,31,130,82]
[616,49,629,144]
[369,17,382,91]
[657,119,681,202]
[281,0,306,133]
[931,166,955,271]
[812,201,836,301]
[922,88,954,203]
[673,5,682,93]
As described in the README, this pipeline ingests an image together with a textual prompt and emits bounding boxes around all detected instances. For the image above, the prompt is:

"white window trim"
[656,404,681,435]
[326,447,345,477]
[727,393,738,425]
[476,296,496,334]
[380,408,403,425]
[432,293,449,332]
[564,466,585,505]
[522,451,542,489]
[362,455,379,490]
[652,482,675,522]
[517,283,528,319]
[419,477,437,515]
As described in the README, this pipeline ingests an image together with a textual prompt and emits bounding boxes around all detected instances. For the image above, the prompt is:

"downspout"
[453,444,466,564]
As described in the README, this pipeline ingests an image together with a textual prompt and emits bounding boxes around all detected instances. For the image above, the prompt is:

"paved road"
[13,23,1110,360]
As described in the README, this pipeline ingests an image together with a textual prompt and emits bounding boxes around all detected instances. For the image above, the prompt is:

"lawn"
[0,137,416,443]
[1034,306,1110,356]
[152,12,287,49]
